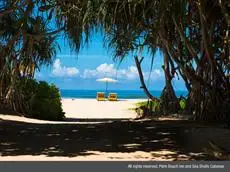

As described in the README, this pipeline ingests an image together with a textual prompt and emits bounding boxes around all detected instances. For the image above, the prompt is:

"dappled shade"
[1,118,230,160]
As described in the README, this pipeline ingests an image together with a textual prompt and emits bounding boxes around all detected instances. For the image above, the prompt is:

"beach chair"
[108,93,118,101]
[96,92,106,101]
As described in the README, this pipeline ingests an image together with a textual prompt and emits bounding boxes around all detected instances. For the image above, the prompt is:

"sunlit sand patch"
[122,143,142,149]
[142,140,159,143]
[4,148,19,152]
[0,150,188,161]
[189,152,205,156]
[145,126,156,129]
[157,132,171,135]
[20,130,29,133]
[1,142,15,146]
[0,115,116,125]
[47,133,60,136]
[151,150,190,160]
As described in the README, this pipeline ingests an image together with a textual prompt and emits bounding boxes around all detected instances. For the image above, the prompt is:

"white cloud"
[52,59,79,77]
[81,63,163,81]
[121,66,138,80]
[81,63,139,80]
[81,63,117,79]
[97,63,115,74]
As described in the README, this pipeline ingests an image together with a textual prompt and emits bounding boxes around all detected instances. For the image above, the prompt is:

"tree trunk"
[160,49,179,115]
[134,56,157,101]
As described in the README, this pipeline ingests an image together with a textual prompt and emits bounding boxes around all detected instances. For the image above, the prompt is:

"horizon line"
[59,89,188,91]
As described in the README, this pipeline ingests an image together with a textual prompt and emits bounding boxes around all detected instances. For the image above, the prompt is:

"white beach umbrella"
[96,77,118,93]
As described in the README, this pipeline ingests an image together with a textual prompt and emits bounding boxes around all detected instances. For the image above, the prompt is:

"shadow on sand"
[1,117,230,160]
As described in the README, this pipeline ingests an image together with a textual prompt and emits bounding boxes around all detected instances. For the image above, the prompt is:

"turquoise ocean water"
[60,90,188,99]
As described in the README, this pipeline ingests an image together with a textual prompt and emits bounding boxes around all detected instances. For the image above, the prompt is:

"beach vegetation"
[0,0,61,119]
[135,99,187,118]
[13,78,65,121]
[29,80,65,121]
[179,100,186,111]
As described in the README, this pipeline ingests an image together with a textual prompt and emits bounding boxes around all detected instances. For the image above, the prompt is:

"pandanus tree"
[0,0,58,113]
[52,0,229,121]
[167,0,230,121]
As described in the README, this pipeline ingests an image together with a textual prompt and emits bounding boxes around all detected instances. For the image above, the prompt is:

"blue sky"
[35,32,186,91]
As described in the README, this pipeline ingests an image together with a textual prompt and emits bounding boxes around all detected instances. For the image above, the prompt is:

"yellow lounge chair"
[108,93,118,101]
[97,92,106,101]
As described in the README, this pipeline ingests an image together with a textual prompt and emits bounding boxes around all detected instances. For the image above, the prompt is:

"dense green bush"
[22,79,65,121]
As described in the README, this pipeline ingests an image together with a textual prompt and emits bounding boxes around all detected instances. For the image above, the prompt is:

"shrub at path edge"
[24,80,65,121]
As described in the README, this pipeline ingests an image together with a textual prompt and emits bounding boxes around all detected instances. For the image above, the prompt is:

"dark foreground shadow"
[1,118,230,160]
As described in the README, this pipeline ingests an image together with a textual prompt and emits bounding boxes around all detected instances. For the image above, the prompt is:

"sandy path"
[1,99,230,161]
[1,116,230,161]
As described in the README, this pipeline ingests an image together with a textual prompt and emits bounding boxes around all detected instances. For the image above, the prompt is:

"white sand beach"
[61,98,146,119]
[0,99,146,124]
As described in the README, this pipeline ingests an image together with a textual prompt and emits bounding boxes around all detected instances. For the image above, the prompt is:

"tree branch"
[134,56,157,101]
